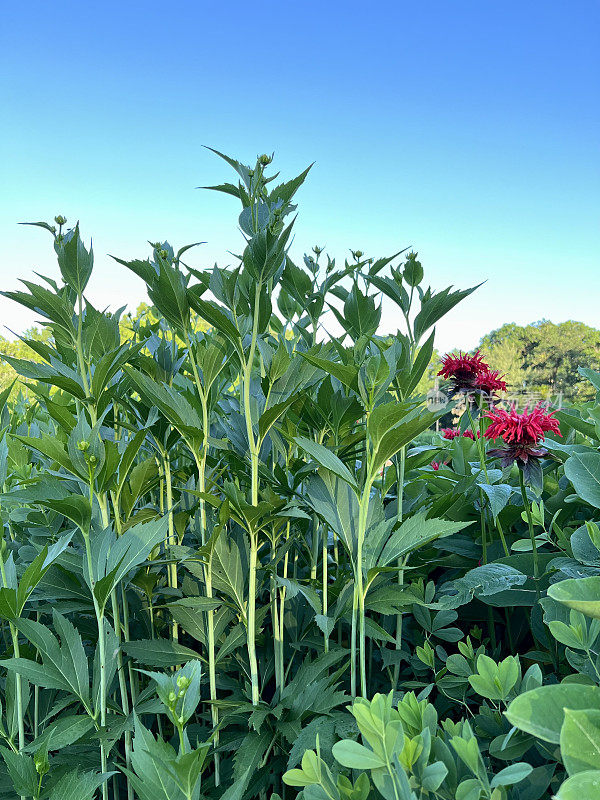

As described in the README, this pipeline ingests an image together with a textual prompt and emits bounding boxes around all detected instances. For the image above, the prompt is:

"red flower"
[431,461,440,470]
[475,368,507,396]
[438,351,487,390]
[484,404,561,476]
[485,404,560,445]
[441,428,478,440]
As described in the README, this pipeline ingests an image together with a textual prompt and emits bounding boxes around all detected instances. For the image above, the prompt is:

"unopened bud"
[258,153,273,166]
[77,440,90,451]
[34,752,49,776]
[54,215,67,226]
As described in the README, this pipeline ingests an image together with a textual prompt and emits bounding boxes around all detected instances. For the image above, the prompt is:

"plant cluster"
[0,151,599,800]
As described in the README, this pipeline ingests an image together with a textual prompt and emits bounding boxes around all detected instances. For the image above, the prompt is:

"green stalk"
[350,580,358,698]
[271,568,282,692]
[466,403,510,558]
[356,403,376,698]
[392,447,406,690]
[186,331,220,784]
[99,497,133,800]
[519,470,540,589]
[111,492,138,707]
[0,558,24,759]
[356,480,373,698]
[322,525,329,654]
[310,515,319,582]
[73,295,108,800]
[163,455,178,642]
[242,281,262,706]
[82,525,108,800]
[277,523,290,691]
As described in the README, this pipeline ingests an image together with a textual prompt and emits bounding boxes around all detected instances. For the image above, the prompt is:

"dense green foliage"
[0,151,600,800]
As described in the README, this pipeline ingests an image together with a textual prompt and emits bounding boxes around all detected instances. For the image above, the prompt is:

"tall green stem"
[242,281,262,706]
[0,560,24,757]
[519,470,540,591]
[186,330,220,783]
[392,447,405,690]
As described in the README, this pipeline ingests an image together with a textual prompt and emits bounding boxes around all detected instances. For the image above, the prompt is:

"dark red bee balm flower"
[438,351,487,394]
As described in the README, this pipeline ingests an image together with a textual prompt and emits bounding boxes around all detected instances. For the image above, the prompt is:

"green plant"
[0,149,597,800]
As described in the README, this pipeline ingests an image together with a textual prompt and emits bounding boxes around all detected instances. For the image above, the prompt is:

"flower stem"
[519,469,540,590]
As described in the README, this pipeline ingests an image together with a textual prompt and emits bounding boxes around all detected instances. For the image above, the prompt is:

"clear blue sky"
[1,1,598,351]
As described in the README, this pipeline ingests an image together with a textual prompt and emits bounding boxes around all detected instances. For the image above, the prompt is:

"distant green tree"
[479,320,600,401]
[0,327,51,394]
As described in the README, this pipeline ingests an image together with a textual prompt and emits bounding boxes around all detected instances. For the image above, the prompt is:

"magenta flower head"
[484,404,561,483]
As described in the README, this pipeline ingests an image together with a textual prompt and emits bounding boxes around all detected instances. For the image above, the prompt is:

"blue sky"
[1,1,598,351]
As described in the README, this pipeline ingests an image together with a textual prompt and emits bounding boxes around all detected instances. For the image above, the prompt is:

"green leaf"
[94,517,169,609]
[2,611,91,704]
[505,684,600,743]
[413,284,480,344]
[565,452,600,508]
[220,730,272,800]
[478,483,512,518]
[371,407,439,476]
[258,395,299,444]
[490,762,533,788]
[126,717,185,800]
[368,514,469,569]
[1,356,86,398]
[187,294,242,350]
[39,495,92,532]
[124,367,203,446]
[16,532,74,615]
[0,748,38,797]
[24,714,95,753]
[47,770,114,800]
[555,770,600,800]
[561,708,600,776]
[300,351,359,392]
[332,739,386,769]
[305,472,358,560]
[549,577,600,620]
[294,436,357,489]
[54,223,94,294]
[122,639,201,668]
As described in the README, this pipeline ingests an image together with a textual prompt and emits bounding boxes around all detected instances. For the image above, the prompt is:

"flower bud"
[403,252,424,287]
[77,440,90,451]
[34,751,49,776]
[258,153,273,166]
[176,675,190,691]
[168,691,177,705]
[54,215,67,226]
